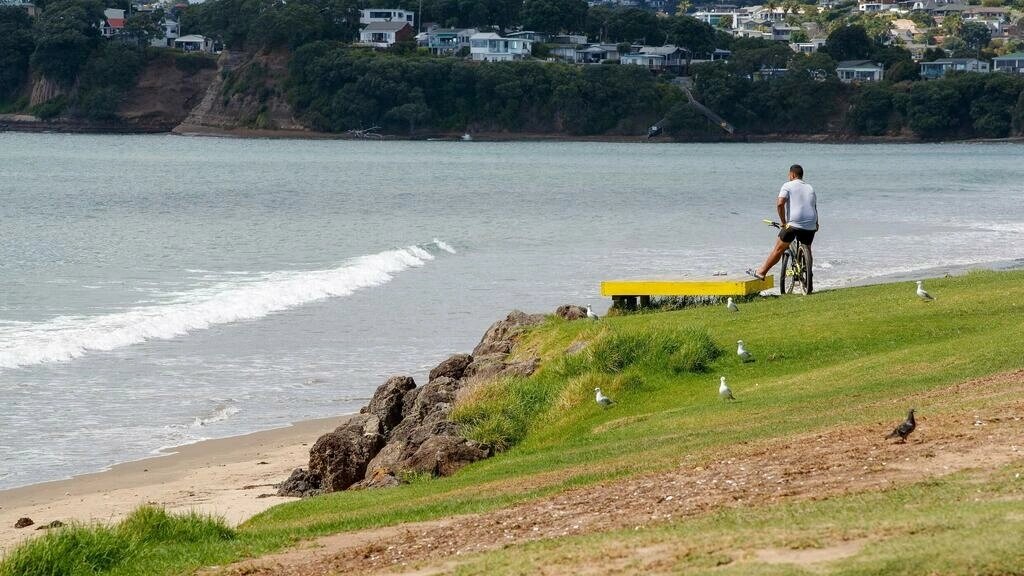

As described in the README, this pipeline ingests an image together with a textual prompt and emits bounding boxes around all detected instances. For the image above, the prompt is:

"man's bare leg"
[757,239,791,277]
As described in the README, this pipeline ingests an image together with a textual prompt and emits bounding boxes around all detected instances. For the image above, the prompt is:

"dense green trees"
[286,43,677,134]
[0,7,34,104]
[30,0,104,84]
[822,25,872,62]
[585,6,665,44]
[521,0,587,35]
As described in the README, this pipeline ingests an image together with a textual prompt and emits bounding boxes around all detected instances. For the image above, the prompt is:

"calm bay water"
[0,133,1022,489]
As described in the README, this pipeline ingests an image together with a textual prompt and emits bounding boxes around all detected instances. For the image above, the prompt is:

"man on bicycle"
[747,164,817,281]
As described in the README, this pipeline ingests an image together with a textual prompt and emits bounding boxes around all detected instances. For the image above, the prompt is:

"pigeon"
[885,408,917,443]
[718,376,735,400]
[915,281,934,301]
[594,387,614,407]
[726,297,739,313]
[586,305,600,320]
[737,340,754,363]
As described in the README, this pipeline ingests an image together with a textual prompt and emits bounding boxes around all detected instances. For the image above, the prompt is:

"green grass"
[3,270,1024,575]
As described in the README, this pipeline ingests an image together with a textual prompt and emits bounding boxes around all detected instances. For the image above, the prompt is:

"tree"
[31,0,105,85]
[960,21,992,52]
[386,101,431,134]
[822,25,872,62]
[848,84,894,136]
[665,16,716,64]
[790,29,809,43]
[908,81,962,139]
[1014,89,1024,135]
[675,0,692,16]
[522,0,587,35]
[123,10,164,47]
[941,13,962,37]
[0,6,35,103]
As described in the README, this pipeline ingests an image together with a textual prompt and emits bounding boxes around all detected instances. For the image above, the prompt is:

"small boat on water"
[461,133,473,142]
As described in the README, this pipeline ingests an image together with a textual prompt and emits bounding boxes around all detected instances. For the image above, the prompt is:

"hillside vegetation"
[3,269,1023,574]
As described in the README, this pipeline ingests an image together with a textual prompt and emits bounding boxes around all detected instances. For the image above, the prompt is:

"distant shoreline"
[4,117,1024,144]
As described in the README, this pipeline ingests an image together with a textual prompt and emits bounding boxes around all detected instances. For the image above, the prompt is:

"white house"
[174,34,216,53]
[469,33,532,62]
[790,38,827,53]
[993,52,1024,74]
[359,8,415,25]
[100,8,125,38]
[621,52,666,70]
[836,60,884,83]
[858,0,897,12]
[152,18,179,48]
[920,57,990,79]
[359,22,415,48]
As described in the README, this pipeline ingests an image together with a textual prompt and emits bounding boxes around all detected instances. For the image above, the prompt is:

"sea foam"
[0,242,448,370]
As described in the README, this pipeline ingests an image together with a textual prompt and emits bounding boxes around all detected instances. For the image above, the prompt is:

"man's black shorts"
[779,226,816,245]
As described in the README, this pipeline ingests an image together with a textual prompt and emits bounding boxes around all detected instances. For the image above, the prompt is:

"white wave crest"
[192,404,240,428]
[433,238,457,254]
[0,243,446,370]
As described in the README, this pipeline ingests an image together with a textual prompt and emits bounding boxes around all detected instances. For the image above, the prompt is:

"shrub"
[0,506,234,576]
[30,95,68,119]
[173,52,217,74]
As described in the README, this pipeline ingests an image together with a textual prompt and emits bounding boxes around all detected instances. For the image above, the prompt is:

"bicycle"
[763,219,813,295]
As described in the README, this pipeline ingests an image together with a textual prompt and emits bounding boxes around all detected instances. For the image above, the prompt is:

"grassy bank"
[3,270,1023,575]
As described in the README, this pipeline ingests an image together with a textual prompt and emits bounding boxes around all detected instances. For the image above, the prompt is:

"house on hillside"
[0,0,38,16]
[469,33,532,62]
[153,18,179,48]
[836,60,884,82]
[425,28,476,55]
[621,52,666,70]
[992,52,1024,74]
[100,8,125,38]
[638,45,691,72]
[920,57,990,79]
[858,0,897,12]
[790,39,827,53]
[359,22,414,48]
[577,44,621,64]
[359,8,415,25]
[174,34,216,53]
[962,6,1009,22]
[551,34,589,45]
[507,31,549,43]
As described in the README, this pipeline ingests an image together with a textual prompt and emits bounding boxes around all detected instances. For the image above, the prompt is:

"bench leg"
[638,296,652,309]
[612,296,637,311]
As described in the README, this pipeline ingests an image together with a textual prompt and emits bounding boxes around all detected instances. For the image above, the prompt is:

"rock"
[351,467,401,490]
[14,517,33,529]
[412,376,460,417]
[555,305,588,321]
[472,311,545,356]
[428,354,473,382]
[403,435,492,477]
[35,520,63,530]
[499,357,540,379]
[361,375,417,432]
[276,467,322,498]
[308,414,386,492]
[464,355,540,384]
[401,386,423,418]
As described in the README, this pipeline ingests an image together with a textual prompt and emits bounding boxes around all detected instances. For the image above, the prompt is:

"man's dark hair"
[790,164,803,178]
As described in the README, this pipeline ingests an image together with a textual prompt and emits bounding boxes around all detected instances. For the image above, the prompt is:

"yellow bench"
[600,275,774,309]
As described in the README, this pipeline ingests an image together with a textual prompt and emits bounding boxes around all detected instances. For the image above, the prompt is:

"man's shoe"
[746,269,766,281]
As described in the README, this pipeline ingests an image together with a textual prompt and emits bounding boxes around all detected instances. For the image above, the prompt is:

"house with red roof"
[101,8,126,38]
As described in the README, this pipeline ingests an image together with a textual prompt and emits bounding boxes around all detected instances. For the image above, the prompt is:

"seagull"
[886,408,917,443]
[737,340,754,363]
[718,376,735,400]
[726,297,739,313]
[586,305,600,320]
[594,387,614,407]
[915,281,934,301]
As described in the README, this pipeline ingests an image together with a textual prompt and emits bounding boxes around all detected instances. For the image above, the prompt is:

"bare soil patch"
[218,373,1024,576]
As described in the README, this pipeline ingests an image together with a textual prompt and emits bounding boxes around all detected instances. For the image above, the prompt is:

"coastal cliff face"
[174,50,305,134]
[277,308,586,497]
[118,55,219,132]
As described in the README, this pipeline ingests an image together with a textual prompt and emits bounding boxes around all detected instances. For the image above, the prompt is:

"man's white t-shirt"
[779,179,817,231]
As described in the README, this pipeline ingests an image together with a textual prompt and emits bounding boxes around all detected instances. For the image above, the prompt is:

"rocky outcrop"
[119,53,218,132]
[555,305,588,320]
[278,308,568,498]
[14,517,33,529]
[308,414,385,492]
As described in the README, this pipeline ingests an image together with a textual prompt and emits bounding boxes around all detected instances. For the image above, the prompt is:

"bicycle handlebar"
[763,219,782,229]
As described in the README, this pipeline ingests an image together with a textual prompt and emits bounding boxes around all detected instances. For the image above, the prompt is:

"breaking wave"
[0,242,450,370]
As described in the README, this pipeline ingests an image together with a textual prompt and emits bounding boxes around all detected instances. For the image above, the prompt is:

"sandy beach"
[0,415,348,554]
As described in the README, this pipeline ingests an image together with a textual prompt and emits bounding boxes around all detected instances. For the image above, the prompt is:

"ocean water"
[0,133,1022,490]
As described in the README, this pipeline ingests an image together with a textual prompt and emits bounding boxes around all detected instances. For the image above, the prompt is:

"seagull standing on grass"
[594,387,614,407]
[915,281,935,301]
[586,305,600,320]
[718,376,735,401]
[886,408,917,443]
[737,340,755,363]
[726,297,739,313]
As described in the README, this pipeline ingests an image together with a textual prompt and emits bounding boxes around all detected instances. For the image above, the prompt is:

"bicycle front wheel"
[780,252,795,294]
[798,245,813,295]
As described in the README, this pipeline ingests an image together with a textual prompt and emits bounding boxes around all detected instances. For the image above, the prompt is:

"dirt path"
[219,373,1024,576]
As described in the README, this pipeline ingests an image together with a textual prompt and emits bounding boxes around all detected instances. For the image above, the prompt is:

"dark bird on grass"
[886,408,916,443]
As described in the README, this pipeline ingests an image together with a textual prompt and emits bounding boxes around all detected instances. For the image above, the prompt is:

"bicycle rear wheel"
[779,252,795,294]
[798,245,813,295]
